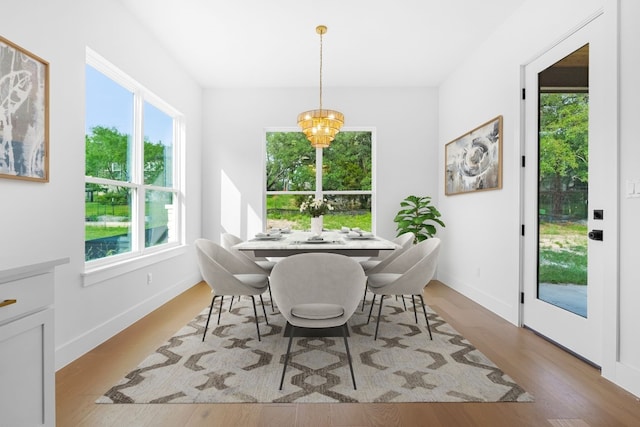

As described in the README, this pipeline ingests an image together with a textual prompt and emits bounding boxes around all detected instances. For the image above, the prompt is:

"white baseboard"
[436,270,518,325]
[54,274,201,371]
[609,362,640,399]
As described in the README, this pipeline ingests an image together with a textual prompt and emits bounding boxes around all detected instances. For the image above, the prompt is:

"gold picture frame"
[445,116,503,196]
[0,36,49,182]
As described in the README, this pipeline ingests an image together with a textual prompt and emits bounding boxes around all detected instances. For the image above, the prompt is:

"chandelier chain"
[319,29,323,110]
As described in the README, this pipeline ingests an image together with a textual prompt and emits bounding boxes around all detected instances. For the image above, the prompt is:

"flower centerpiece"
[299,196,333,217]
[299,196,333,235]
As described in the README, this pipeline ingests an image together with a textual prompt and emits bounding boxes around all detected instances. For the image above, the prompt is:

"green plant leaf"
[393,195,445,240]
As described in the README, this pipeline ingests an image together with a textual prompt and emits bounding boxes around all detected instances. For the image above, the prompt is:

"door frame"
[518,5,619,377]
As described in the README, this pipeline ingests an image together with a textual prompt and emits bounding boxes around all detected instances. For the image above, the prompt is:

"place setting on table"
[236,226,398,258]
[252,227,291,241]
[340,226,376,240]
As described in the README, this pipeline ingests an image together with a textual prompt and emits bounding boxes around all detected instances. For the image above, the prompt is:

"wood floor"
[56,280,640,426]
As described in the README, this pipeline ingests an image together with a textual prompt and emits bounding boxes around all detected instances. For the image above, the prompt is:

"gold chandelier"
[297,25,344,149]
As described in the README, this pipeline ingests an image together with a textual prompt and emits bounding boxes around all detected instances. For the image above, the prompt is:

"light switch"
[627,180,640,198]
[627,180,635,195]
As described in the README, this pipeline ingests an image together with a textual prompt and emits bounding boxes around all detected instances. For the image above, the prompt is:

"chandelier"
[297,25,344,149]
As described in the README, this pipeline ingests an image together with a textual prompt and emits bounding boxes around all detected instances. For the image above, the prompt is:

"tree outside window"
[265,130,373,231]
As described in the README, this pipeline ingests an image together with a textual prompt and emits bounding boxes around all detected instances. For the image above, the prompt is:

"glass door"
[522,15,608,366]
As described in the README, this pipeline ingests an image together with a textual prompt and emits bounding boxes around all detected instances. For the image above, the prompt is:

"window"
[85,50,182,265]
[265,130,374,231]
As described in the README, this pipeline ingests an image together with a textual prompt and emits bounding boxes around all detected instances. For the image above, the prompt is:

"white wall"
[202,87,439,243]
[0,0,203,369]
[439,0,640,397]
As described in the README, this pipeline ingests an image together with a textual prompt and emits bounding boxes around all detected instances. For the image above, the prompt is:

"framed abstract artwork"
[0,36,49,182]
[445,115,503,196]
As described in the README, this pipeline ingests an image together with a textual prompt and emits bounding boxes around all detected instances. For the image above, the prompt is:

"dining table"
[233,230,400,258]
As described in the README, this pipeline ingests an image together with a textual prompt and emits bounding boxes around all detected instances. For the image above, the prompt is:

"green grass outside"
[86,225,129,240]
[538,221,588,285]
[86,211,373,240]
[86,201,169,240]
[267,211,372,231]
[267,194,372,231]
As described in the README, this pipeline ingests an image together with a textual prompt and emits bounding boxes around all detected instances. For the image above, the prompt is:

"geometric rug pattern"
[97,296,533,404]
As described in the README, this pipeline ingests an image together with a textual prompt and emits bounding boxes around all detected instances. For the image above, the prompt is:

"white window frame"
[83,48,185,286]
[263,127,376,232]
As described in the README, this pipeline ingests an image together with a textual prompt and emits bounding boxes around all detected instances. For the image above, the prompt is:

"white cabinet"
[0,258,68,427]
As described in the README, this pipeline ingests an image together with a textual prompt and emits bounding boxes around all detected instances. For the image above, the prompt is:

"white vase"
[311,216,323,235]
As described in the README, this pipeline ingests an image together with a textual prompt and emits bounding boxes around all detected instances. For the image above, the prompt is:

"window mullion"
[315,147,323,199]
[132,91,145,252]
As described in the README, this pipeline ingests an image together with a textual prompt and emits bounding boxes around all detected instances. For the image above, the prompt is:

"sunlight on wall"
[220,170,241,238]
[247,205,263,237]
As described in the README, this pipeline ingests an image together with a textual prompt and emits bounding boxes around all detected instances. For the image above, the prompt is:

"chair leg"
[279,323,295,390]
[229,295,235,312]
[361,284,368,312]
[374,295,386,340]
[250,296,261,341]
[342,324,357,389]
[259,294,269,325]
[268,282,275,313]
[418,294,433,340]
[202,294,218,342]
[411,295,418,323]
[367,294,377,324]
[401,295,407,311]
[217,295,225,325]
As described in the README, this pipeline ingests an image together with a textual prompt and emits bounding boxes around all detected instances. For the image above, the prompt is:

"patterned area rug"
[97,296,533,404]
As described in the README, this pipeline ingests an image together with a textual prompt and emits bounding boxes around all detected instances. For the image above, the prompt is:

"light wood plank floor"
[56,281,640,426]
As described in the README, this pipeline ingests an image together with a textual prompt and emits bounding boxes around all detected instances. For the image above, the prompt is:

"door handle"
[588,230,603,241]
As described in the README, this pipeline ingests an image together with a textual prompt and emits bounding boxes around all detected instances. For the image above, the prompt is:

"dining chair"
[194,238,270,342]
[221,232,277,273]
[366,238,441,340]
[221,232,277,312]
[360,232,415,273]
[360,232,415,311]
[269,252,366,390]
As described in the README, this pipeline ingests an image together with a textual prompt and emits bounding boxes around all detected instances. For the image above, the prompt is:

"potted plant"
[393,195,445,243]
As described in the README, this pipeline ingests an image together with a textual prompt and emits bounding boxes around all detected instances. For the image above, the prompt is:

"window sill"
[82,244,187,287]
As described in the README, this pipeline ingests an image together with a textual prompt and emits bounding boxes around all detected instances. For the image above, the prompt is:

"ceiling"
[120,0,527,89]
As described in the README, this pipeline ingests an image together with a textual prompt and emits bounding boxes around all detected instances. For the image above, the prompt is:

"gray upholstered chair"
[360,232,415,311]
[195,238,270,342]
[221,232,277,273]
[221,232,277,312]
[269,252,366,390]
[359,232,415,274]
[366,238,441,340]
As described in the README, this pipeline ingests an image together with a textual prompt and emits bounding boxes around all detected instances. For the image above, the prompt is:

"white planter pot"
[311,216,323,235]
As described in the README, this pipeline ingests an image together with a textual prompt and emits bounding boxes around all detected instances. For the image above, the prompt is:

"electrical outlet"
[147,273,153,284]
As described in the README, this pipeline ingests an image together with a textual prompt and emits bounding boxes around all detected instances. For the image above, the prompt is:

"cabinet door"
[0,308,54,427]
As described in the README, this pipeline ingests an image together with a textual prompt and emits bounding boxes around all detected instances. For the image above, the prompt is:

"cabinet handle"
[0,299,17,308]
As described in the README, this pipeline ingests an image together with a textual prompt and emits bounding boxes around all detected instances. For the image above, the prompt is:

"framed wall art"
[0,36,49,182]
[445,115,503,196]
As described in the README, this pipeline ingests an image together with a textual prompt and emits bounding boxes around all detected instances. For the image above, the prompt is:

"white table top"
[233,231,399,257]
